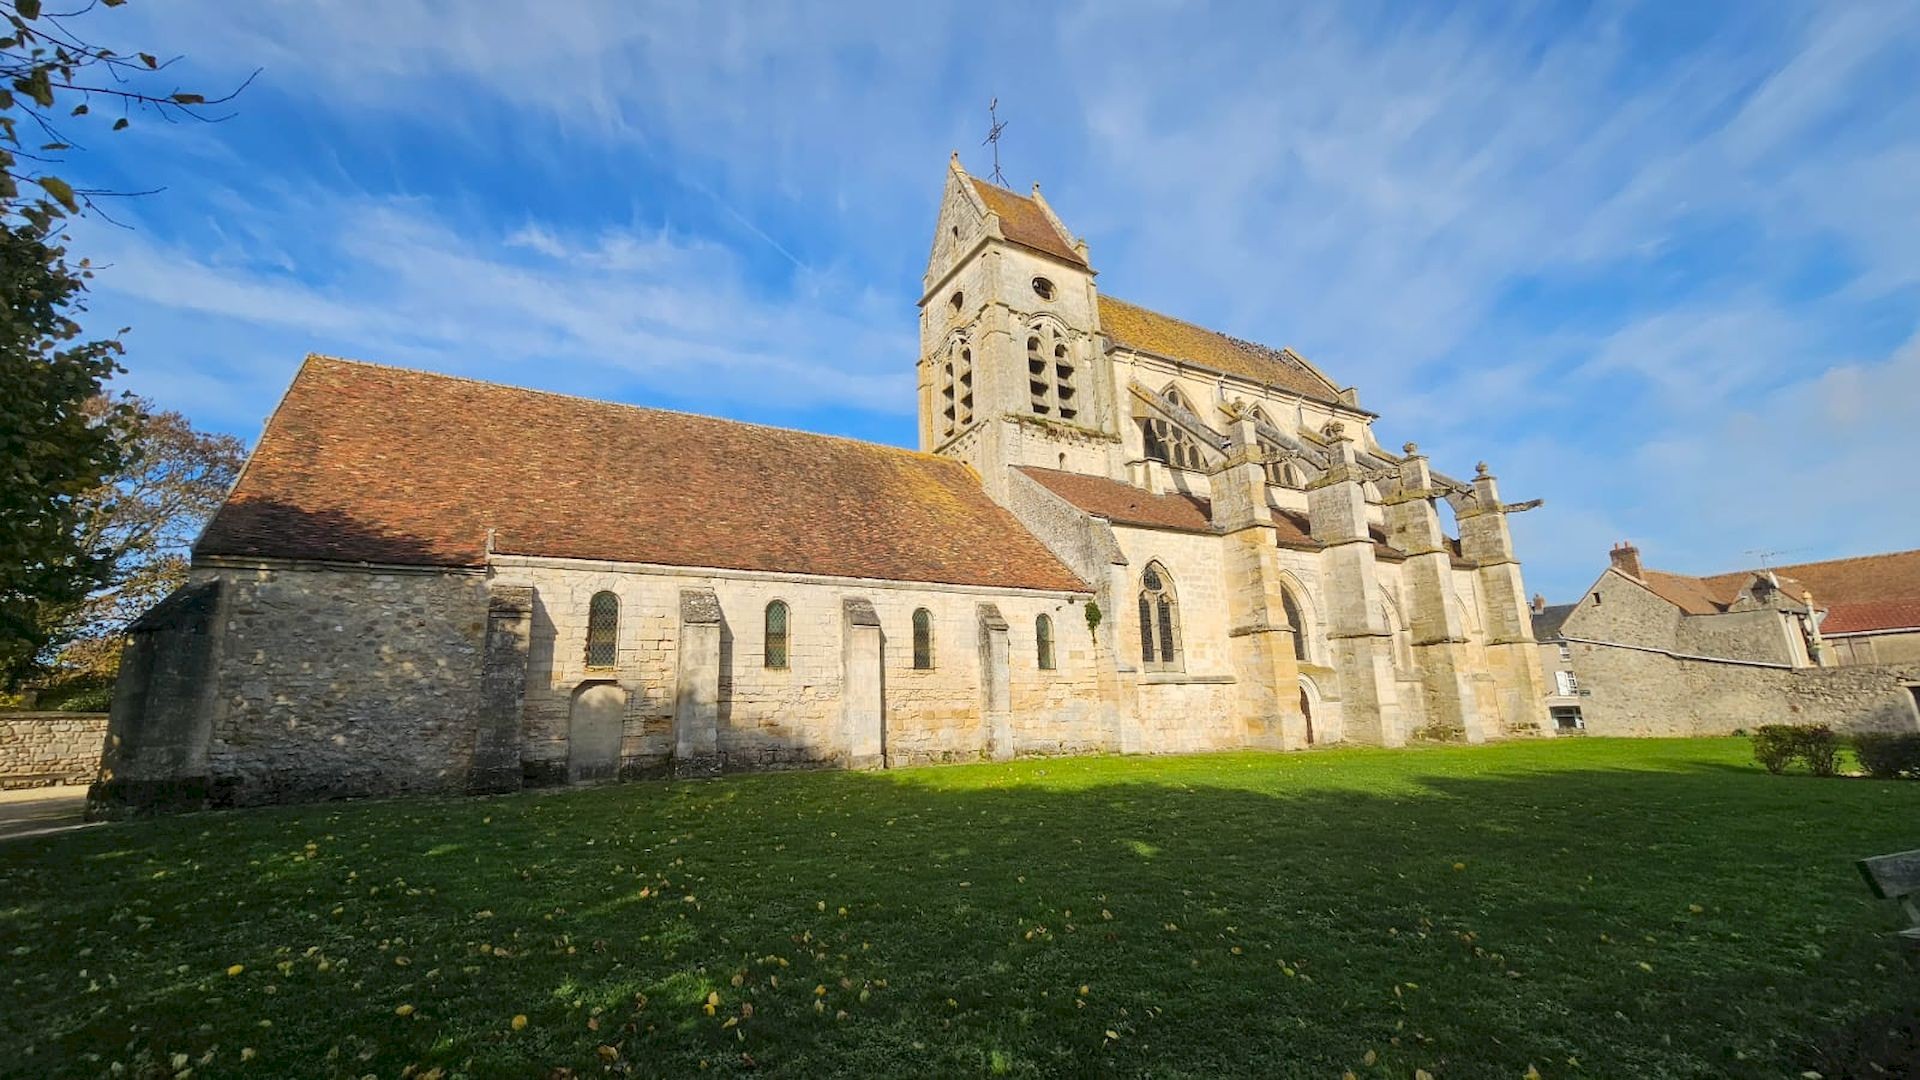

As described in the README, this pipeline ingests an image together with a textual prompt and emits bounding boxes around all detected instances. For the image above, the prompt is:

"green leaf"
[111,117,127,130]
[16,0,41,20]
[138,52,157,69]
[36,174,75,212]
[68,102,84,116]
[170,92,205,105]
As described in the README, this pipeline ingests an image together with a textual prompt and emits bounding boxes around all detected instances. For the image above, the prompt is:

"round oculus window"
[1032,277,1056,300]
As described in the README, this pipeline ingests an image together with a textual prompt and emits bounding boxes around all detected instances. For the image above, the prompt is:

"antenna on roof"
[1745,548,1781,570]
[982,97,1009,187]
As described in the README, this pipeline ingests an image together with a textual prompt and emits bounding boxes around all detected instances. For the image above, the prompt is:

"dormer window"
[1032,276,1055,301]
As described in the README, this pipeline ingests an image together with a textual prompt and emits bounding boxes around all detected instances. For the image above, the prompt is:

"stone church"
[93,157,1549,812]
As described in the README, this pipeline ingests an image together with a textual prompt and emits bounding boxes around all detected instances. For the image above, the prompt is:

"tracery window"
[1026,323,1079,421]
[939,343,974,438]
[1036,614,1056,671]
[1137,562,1182,671]
[764,600,790,670]
[1142,395,1205,470]
[912,608,934,670]
[585,591,619,669]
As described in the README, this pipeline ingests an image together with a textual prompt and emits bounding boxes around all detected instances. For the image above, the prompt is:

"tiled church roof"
[1097,296,1344,408]
[197,357,1090,593]
[968,179,1087,267]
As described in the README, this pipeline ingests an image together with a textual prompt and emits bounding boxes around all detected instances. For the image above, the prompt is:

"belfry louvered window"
[764,600,790,670]
[1026,324,1078,421]
[1137,562,1182,672]
[1036,614,1056,671]
[939,344,974,438]
[912,608,934,670]
[585,591,619,668]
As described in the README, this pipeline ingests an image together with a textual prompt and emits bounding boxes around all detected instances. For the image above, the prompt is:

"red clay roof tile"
[198,357,1089,593]
[968,179,1086,267]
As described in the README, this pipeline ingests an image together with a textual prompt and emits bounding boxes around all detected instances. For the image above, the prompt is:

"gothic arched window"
[1026,324,1079,421]
[1281,588,1309,663]
[585,591,619,669]
[1142,387,1204,471]
[1137,562,1182,671]
[912,607,934,670]
[1036,614,1056,671]
[764,600,790,670]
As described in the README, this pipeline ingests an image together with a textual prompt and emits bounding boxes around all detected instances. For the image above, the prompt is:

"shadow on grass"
[2,743,1917,1078]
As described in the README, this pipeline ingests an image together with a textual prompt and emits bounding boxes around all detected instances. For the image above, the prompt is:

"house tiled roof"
[1097,295,1343,407]
[197,357,1090,593]
[1700,548,1920,609]
[1531,602,1578,641]
[968,179,1086,267]
[1637,569,1727,616]
[1822,599,1920,636]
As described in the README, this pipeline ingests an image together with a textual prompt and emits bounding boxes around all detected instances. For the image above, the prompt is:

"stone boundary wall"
[1567,637,1920,737]
[0,712,107,788]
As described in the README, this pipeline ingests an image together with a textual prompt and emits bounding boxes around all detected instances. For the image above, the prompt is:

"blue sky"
[62,1,1920,600]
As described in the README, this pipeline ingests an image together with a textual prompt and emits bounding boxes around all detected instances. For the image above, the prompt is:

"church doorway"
[1299,688,1315,746]
[568,682,625,782]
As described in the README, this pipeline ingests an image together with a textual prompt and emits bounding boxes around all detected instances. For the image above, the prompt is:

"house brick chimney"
[1609,541,1643,579]
[1531,593,1547,614]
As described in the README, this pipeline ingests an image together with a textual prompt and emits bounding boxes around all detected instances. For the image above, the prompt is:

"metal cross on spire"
[982,97,1009,186]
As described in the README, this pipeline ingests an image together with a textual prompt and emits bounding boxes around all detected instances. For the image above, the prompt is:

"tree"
[28,398,245,689]
[0,0,249,685]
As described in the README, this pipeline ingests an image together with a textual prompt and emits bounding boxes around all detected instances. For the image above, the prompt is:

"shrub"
[1753,725,1799,774]
[1853,731,1920,780]
[1798,727,1840,777]
[1753,724,1840,776]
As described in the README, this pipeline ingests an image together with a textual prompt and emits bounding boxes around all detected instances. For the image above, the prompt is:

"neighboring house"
[1534,543,1920,737]
[1529,599,1583,732]
[94,157,1551,814]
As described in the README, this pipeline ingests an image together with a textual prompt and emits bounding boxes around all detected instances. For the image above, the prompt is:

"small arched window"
[1281,588,1309,663]
[1036,614,1056,671]
[764,600,790,670]
[585,591,619,668]
[1137,562,1182,671]
[912,608,934,670]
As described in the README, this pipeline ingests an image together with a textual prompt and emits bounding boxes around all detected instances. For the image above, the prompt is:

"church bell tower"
[917,155,1125,497]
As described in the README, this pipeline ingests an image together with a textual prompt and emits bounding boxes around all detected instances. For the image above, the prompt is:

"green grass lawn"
[4,738,1917,1078]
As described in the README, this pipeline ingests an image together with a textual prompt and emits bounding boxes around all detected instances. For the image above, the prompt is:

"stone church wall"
[199,564,491,805]
[500,558,1106,778]
[0,712,107,788]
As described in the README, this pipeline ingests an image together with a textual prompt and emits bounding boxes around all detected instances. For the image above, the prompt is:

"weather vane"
[983,97,1009,186]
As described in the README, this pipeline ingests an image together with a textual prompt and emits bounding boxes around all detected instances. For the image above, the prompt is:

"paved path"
[0,785,94,842]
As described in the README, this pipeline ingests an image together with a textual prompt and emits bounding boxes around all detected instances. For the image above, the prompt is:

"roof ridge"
[300,354,960,466]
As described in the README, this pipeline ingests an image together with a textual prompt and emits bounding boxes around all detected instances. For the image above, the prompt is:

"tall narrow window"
[1027,333,1051,415]
[1281,588,1308,662]
[764,600,790,670]
[912,608,934,670]
[585,591,619,668]
[938,344,974,438]
[1026,324,1078,421]
[1138,562,1182,671]
[1036,614,1056,671]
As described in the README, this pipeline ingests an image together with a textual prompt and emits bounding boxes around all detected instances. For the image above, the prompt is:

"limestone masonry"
[94,157,1556,813]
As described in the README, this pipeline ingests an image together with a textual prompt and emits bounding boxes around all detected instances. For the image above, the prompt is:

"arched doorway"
[1299,688,1315,746]
[568,682,625,782]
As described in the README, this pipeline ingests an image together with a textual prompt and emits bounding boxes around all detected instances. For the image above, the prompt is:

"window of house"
[1137,562,1182,671]
[1036,614,1056,670]
[1554,670,1580,696]
[1558,643,1572,662]
[1550,706,1585,731]
[764,600,790,670]
[1032,276,1055,300]
[912,608,934,670]
[1281,588,1309,663]
[585,591,619,668]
